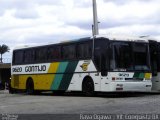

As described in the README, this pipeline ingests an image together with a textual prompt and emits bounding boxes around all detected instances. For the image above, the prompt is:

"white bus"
[10,35,152,95]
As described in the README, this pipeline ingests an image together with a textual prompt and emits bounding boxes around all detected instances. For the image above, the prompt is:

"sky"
[0,0,160,62]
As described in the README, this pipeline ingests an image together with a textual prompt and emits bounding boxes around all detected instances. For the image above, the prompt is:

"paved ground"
[0,90,160,120]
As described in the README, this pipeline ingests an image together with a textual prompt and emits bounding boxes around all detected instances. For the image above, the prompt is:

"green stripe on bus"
[139,73,144,79]
[133,73,140,78]
[58,61,79,90]
[133,73,144,79]
[51,62,68,90]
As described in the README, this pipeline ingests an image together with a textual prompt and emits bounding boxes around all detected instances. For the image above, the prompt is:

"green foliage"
[0,44,10,63]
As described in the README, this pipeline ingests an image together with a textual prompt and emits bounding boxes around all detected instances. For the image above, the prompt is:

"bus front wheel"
[82,77,95,96]
[26,79,34,95]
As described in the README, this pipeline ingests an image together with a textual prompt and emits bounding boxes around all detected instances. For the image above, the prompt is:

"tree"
[0,44,10,63]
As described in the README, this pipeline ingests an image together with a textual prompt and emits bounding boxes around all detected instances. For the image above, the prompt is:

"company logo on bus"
[25,65,46,72]
[80,62,90,71]
[12,65,47,73]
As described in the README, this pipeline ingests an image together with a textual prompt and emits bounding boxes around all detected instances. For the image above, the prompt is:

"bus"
[10,35,152,95]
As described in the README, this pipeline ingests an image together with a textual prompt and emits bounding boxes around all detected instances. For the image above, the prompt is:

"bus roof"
[13,34,149,50]
[94,34,148,42]
[139,36,158,41]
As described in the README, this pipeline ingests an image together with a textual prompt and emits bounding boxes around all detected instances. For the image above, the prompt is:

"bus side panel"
[58,61,79,90]
[50,61,78,91]
[100,72,152,92]
[11,60,101,92]
[67,60,101,92]
[11,74,55,90]
[33,74,55,90]
[67,73,101,91]
[50,62,68,90]
[11,75,21,89]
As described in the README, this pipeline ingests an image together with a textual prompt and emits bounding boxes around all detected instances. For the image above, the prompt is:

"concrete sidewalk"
[0,90,9,94]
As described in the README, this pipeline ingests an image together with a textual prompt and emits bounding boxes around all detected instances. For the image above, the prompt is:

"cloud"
[102,24,160,36]
[73,0,91,8]
[98,0,160,22]
[14,9,39,19]
[0,0,61,18]
[96,0,160,39]
[0,0,160,61]
[104,0,158,5]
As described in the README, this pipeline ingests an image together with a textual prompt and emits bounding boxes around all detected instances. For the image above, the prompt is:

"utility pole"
[92,0,99,36]
[92,0,99,59]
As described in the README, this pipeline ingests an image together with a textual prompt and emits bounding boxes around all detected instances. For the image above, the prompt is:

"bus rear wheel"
[52,90,65,96]
[82,77,95,96]
[26,79,34,95]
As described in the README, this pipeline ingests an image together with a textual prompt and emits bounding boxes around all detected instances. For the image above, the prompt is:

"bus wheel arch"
[82,76,95,96]
[26,77,34,95]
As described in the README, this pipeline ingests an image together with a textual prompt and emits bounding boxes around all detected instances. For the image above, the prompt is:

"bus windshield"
[110,42,150,71]
[133,43,150,71]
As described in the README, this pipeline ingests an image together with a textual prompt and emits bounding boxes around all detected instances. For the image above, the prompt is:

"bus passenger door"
[94,38,109,91]
[100,52,110,91]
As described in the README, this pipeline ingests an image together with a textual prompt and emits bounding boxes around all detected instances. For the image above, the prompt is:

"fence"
[1,58,11,63]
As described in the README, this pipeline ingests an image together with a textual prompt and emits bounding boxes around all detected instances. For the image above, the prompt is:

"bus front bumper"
[107,81,152,92]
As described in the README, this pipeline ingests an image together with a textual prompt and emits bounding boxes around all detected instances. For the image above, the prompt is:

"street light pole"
[92,0,99,59]
[92,0,99,36]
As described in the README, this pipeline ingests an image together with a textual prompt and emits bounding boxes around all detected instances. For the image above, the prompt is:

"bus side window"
[62,44,76,60]
[24,50,35,63]
[13,50,24,64]
[77,44,84,59]
[77,42,92,59]
[48,46,61,61]
[35,47,47,63]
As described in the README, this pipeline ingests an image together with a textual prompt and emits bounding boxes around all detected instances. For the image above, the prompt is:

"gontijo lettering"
[25,65,46,72]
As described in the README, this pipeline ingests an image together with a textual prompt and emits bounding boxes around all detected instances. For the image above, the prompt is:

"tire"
[82,77,95,96]
[34,90,41,95]
[26,79,34,95]
[52,90,65,96]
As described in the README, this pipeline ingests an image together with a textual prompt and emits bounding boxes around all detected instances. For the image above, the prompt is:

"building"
[0,63,11,89]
